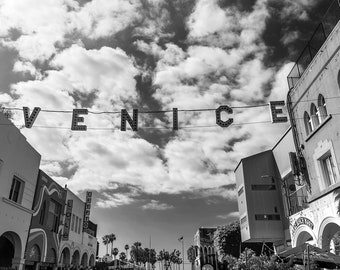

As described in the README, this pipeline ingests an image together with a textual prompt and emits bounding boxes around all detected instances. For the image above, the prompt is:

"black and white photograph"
[0,0,340,269]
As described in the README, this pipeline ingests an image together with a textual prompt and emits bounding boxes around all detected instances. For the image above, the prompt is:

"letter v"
[23,107,41,128]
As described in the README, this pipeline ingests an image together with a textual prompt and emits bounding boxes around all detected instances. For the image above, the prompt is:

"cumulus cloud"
[0,0,294,209]
[142,200,174,211]
[217,211,240,220]
[96,192,136,208]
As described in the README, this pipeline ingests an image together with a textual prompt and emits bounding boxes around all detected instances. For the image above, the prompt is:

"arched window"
[304,111,313,135]
[310,103,320,128]
[318,94,328,120]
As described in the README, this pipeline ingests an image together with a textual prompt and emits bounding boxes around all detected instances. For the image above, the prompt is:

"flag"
[178,236,183,241]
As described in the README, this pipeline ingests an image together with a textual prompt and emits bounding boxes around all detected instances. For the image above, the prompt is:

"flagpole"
[182,238,184,270]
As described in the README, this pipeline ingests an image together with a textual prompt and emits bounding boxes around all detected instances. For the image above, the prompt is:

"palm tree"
[187,246,196,270]
[102,235,110,255]
[119,252,127,262]
[125,244,130,260]
[112,247,119,259]
[108,233,117,255]
[131,242,142,265]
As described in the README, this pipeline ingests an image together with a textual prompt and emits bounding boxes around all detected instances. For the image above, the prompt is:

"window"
[320,153,337,187]
[75,216,78,234]
[47,200,61,233]
[255,214,280,220]
[304,111,313,135]
[251,184,276,190]
[9,176,24,203]
[79,218,82,234]
[238,187,244,196]
[71,214,75,231]
[318,94,328,120]
[310,103,320,128]
[39,201,46,225]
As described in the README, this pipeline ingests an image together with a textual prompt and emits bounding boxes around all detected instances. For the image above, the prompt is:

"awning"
[277,243,340,269]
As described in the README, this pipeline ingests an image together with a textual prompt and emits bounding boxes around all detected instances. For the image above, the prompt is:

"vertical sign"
[62,200,73,241]
[83,191,92,231]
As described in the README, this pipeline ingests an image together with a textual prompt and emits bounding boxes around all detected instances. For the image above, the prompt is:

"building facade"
[193,228,218,270]
[286,16,340,252]
[24,170,67,270]
[58,188,97,269]
[0,113,41,270]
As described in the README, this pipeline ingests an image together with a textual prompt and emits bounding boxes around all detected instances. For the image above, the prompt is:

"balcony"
[287,0,340,90]
[287,186,309,216]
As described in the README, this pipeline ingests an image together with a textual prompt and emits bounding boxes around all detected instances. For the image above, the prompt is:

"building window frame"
[313,139,340,191]
[9,176,24,204]
[47,200,62,233]
[317,94,328,120]
[310,103,320,128]
[304,111,313,135]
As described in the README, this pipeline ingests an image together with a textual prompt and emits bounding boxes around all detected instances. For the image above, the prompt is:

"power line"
[3,95,340,116]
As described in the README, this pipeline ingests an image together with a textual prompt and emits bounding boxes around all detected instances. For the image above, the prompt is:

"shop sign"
[62,200,73,241]
[21,101,287,131]
[292,217,314,235]
[83,191,92,231]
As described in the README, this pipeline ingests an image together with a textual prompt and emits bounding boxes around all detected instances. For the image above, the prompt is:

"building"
[58,188,97,269]
[285,8,340,252]
[193,228,218,270]
[0,112,41,270]
[235,128,295,252]
[24,170,67,270]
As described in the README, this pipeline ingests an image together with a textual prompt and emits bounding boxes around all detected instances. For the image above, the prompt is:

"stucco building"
[286,12,340,252]
[58,188,97,269]
[235,128,295,252]
[0,112,41,270]
[24,170,67,270]
[193,228,218,270]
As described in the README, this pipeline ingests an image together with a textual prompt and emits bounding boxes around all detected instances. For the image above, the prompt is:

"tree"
[102,235,110,255]
[125,244,130,260]
[112,247,119,259]
[119,252,127,262]
[131,242,143,265]
[187,245,196,270]
[108,233,117,255]
[220,248,297,270]
[214,221,242,260]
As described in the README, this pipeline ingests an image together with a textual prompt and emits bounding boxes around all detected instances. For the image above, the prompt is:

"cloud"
[217,211,240,220]
[96,192,136,208]
[0,0,293,209]
[141,200,174,211]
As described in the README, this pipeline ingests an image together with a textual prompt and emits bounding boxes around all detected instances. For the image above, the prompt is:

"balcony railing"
[287,186,309,216]
[287,0,340,90]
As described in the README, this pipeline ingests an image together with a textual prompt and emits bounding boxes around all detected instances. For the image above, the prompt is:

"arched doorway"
[319,218,340,254]
[89,254,95,267]
[60,247,71,266]
[25,244,41,270]
[0,231,22,268]
[72,250,80,266]
[293,225,316,248]
[81,252,88,267]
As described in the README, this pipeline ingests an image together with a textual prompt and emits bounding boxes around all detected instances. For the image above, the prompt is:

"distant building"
[58,188,97,269]
[193,228,218,270]
[0,113,41,270]
[24,170,67,270]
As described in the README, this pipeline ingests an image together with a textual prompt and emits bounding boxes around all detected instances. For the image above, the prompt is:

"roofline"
[271,126,292,151]
[234,149,273,173]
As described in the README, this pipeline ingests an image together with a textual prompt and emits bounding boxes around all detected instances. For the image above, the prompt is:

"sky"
[0,0,336,266]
